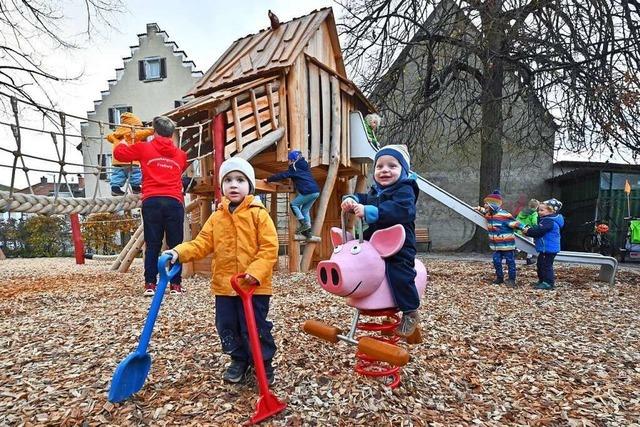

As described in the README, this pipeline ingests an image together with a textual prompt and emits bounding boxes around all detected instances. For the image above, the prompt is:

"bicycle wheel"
[583,234,596,252]
[599,236,611,256]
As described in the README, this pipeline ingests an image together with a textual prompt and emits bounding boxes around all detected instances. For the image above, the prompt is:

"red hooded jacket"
[113,135,187,203]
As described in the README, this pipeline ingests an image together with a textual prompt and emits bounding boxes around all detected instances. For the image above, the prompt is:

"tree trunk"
[463,1,506,252]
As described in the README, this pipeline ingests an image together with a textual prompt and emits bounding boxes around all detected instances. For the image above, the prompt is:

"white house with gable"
[79,23,203,197]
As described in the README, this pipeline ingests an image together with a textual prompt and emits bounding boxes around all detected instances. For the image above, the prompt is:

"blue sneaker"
[535,281,555,290]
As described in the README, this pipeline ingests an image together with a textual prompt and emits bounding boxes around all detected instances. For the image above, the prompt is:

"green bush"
[20,215,69,257]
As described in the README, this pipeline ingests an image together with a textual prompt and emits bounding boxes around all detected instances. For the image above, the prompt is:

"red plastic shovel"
[230,273,287,425]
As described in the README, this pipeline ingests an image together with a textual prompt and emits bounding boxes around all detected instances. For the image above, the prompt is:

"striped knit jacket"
[481,207,525,251]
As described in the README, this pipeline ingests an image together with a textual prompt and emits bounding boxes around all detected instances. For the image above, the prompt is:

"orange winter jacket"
[174,195,278,296]
[107,128,154,166]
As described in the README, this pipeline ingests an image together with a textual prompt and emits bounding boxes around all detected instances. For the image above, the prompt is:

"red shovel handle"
[229,272,286,425]
[230,273,258,298]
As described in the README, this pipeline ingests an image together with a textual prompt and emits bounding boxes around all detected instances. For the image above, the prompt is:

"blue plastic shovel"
[108,253,180,403]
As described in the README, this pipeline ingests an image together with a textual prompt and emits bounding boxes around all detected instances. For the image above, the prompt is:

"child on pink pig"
[341,144,421,337]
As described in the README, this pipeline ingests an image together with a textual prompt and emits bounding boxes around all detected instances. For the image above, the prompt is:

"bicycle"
[582,219,612,255]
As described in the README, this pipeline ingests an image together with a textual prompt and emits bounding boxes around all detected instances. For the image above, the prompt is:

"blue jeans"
[141,197,184,284]
[215,295,276,364]
[290,192,320,224]
[111,166,142,187]
[492,250,516,280]
[536,252,557,285]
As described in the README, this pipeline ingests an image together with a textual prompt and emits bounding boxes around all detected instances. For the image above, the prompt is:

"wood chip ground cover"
[1,257,639,426]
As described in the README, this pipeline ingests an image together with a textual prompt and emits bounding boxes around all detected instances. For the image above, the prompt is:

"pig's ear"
[369,225,406,258]
[330,227,343,246]
[330,227,354,246]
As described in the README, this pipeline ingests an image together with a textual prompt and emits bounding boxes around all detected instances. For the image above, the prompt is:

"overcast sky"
[0,0,335,188]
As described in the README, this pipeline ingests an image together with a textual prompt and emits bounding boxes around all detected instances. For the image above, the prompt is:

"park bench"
[416,227,432,252]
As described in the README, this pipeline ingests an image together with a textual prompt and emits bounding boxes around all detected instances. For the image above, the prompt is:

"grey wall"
[80,23,203,197]
[373,4,555,250]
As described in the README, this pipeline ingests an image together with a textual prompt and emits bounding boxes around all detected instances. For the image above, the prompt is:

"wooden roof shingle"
[189,8,345,97]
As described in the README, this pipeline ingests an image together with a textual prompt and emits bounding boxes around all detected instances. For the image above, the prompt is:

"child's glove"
[162,249,179,264]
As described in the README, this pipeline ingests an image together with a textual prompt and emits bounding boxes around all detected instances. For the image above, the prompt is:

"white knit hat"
[375,144,411,172]
[218,157,256,194]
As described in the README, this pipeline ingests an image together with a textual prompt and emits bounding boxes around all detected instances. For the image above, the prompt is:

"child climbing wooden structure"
[166,8,376,273]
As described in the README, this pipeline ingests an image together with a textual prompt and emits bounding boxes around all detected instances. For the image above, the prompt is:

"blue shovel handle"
[136,254,181,353]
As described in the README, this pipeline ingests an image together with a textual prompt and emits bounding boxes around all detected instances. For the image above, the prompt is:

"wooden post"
[212,113,226,205]
[276,75,289,162]
[0,246,6,260]
[347,174,368,229]
[118,232,146,273]
[300,76,341,272]
[286,56,307,156]
[111,223,143,271]
[70,213,85,265]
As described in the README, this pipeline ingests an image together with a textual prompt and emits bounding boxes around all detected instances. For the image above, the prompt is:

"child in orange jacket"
[106,112,153,195]
[164,157,279,385]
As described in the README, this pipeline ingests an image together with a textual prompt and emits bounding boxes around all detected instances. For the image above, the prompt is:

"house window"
[174,100,185,108]
[139,57,167,81]
[108,106,132,129]
[97,154,112,181]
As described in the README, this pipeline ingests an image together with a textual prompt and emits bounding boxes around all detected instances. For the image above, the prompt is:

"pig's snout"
[318,261,341,287]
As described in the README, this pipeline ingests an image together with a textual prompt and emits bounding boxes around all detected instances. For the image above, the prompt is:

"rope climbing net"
[0,91,210,215]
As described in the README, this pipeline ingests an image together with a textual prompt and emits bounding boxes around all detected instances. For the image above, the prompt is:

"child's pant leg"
[239,295,277,363]
[162,198,184,284]
[386,256,420,313]
[539,253,557,284]
[536,253,544,282]
[141,198,164,284]
[130,166,142,186]
[289,193,306,221]
[504,250,516,280]
[300,192,320,225]
[215,296,250,362]
[110,167,126,187]
[492,251,504,280]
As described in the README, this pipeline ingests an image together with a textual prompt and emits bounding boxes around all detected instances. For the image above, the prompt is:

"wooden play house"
[167,8,376,273]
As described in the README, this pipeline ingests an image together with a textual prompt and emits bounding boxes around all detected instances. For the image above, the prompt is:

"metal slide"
[349,112,618,284]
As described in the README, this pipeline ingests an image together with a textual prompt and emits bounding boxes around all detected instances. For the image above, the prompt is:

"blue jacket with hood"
[266,157,320,194]
[526,213,564,253]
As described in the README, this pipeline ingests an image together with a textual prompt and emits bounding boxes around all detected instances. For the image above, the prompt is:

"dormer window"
[139,57,167,81]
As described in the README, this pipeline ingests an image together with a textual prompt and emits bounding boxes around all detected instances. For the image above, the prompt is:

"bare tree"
[340,0,640,250]
[0,0,124,108]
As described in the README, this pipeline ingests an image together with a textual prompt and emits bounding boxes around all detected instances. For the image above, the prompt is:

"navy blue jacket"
[351,179,419,260]
[526,213,564,253]
[266,158,320,194]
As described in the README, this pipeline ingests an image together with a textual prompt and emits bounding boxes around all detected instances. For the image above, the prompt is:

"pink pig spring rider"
[303,214,428,388]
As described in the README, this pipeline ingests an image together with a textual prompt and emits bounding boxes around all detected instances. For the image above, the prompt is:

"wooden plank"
[286,55,306,155]
[226,95,271,124]
[299,58,309,160]
[250,89,262,139]
[226,106,280,143]
[240,56,253,74]
[225,123,280,158]
[320,69,331,165]
[340,93,347,166]
[308,62,321,167]
[232,97,243,152]
[283,19,301,42]
[266,83,278,130]
[276,75,289,162]
[346,97,351,167]
[300,75,341,272]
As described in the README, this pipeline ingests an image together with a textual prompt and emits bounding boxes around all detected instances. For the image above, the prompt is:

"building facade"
[79,23,203,197]
[371,1,556,250]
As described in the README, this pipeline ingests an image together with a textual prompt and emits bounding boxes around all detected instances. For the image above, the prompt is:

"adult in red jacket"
[114,116,188,296]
